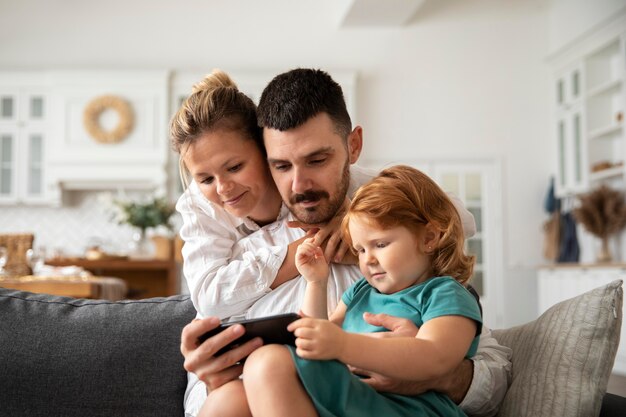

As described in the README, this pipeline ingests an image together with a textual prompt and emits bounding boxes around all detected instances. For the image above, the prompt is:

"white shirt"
[179,165,509,417]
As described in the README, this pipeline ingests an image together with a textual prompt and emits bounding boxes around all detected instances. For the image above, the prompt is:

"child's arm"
[296,238,330,319]
[292,315,477,381]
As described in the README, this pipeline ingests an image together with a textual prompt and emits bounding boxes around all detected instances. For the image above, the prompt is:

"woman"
[172,70,299,319]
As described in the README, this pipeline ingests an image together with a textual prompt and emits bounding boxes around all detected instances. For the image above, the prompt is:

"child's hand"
[288,317,346,360]
[295,238,329,283]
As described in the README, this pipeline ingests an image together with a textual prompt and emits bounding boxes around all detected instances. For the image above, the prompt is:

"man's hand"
[288,317,346,360]
[362,312,419,337]
[349,358,473,403]
[180,317,263,391]
[349,312,473,403]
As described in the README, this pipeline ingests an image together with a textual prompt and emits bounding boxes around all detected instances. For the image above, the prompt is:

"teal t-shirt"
[341,276,482,357]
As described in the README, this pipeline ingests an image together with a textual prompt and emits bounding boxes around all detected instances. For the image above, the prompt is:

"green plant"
[113,197,176,234]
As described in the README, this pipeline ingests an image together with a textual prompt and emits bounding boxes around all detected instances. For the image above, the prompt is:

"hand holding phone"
[197,313,299,356]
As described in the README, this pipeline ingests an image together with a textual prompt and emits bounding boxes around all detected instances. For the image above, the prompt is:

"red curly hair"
[341,165,474,285]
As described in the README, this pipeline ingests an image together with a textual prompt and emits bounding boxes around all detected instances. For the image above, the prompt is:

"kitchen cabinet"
[0,74,48,204]
[549,12,626,197]
[46,70,170,203]
[538,264,626,375]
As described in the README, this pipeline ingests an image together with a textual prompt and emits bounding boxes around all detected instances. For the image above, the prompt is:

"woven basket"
[0,233,34,276]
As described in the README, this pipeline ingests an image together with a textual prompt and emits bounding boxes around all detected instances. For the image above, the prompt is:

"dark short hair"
[257,68,352,139]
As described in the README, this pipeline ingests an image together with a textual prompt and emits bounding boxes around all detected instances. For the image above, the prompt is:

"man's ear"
[347,126,363,164]
[422,223,441,254]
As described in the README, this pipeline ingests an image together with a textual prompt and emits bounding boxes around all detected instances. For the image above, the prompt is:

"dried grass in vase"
[573,185,626,262]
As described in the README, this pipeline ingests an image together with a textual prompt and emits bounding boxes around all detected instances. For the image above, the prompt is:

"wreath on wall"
[83,95,134,144]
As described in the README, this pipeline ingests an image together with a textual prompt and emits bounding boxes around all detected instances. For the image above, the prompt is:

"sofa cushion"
[493,279,623,417]
[0,289,196,417]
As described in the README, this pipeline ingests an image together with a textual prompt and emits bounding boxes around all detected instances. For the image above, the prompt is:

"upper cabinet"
[549,12,626,197]
[46,71,170,204]
[0,70,170,206]
[0,73,48,204]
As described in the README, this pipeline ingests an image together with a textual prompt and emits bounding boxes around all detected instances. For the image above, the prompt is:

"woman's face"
[183,129,279,223]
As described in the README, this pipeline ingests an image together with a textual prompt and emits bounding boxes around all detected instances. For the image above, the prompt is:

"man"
[181,68,511,417]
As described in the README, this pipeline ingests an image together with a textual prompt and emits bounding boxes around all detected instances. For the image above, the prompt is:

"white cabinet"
[538,265,626,375]
[46,70,170,203]
[0,75,48,204]
[549,12,626,197]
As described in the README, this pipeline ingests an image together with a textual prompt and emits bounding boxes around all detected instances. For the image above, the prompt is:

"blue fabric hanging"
[557,211,580,263]
[544,177,560,214]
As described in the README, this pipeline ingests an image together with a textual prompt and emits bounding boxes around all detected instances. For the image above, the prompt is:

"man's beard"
[288,161,350,224]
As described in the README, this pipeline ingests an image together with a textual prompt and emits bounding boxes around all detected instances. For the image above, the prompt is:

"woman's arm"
[270,236,308,289]
[178,187,296,319]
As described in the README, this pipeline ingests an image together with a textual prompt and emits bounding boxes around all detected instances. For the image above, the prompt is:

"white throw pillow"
[493,279,622,417]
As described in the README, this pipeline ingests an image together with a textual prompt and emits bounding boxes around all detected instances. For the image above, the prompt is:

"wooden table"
[0,275,127,300]
[46,257,179,299]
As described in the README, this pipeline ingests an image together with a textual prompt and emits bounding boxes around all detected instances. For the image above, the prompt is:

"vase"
[130,229,155,259]
[150,235,172,260]
[596,236,612,263]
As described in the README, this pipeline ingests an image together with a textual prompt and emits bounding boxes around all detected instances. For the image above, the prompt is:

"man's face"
[264,113,361,224]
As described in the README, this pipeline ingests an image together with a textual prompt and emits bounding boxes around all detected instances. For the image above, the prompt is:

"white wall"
[1,0,621,327]
[548,0,626,54]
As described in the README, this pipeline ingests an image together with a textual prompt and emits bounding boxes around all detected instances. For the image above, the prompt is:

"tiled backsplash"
[0,191,181,257]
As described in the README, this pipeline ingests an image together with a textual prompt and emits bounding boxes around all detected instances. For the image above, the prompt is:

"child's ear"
[422,223,441,254]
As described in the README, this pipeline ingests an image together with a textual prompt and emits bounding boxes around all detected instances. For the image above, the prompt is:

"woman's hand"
[295,238,329,283]
[288,197,355,265]
[180,317,263,391]
[288,317,346,360]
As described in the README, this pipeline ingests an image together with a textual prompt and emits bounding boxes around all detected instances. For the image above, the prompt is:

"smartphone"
[197,312,300,355]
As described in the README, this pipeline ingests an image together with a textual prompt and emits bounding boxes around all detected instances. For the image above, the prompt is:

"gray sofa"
[0,280,624,417]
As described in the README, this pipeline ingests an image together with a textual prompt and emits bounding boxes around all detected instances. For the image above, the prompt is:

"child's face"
[349,216,432,294]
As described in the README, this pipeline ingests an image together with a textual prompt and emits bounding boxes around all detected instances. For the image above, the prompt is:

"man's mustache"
[291,191,329,204]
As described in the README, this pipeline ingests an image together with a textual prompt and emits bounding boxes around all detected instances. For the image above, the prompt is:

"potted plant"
[573,185,626,263]
[112,197,176,259]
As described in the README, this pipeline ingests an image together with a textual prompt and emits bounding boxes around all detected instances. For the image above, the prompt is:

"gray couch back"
[0,288,196,417]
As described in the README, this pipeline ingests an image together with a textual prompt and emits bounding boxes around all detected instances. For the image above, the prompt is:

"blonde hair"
[169,69,262,189]
[341,165,475,285]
